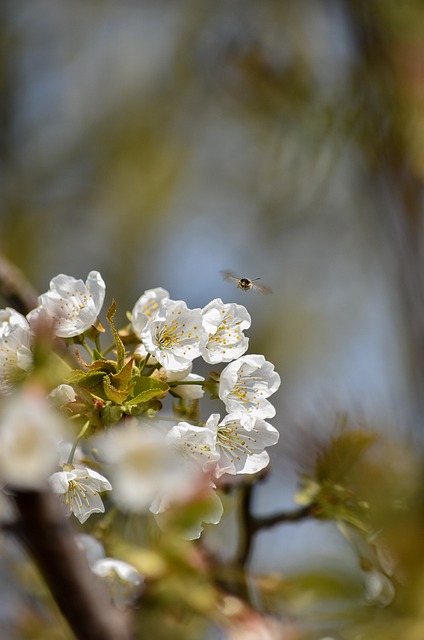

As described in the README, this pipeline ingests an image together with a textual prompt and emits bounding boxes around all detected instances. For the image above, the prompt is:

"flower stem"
[80,338,94,358]
[169,380,204,386]
[67,420,91,464]
[139,354,150,375]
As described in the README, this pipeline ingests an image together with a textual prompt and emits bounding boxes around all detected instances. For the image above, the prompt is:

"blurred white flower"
[364,569,395,607]
[152,484,223,541]
[0,308,32,394]
[219,355,281,418]
[75,533,105,566]
[49,466,112,524]
[205,412,279,478]
[92,557,144,608]
[201,299,250,364]
[27,271,105,338]
[132,287,169,335]
[0,392,66,489]
[97,422,174,512]
[140,299,206,371]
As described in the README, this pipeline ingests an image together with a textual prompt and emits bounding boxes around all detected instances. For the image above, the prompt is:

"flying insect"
[220,270,272,294]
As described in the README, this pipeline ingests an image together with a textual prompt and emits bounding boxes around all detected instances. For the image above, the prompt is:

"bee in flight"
[220,270,272,294]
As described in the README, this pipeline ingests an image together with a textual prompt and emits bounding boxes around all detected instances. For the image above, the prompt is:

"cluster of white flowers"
[0,273,281,541]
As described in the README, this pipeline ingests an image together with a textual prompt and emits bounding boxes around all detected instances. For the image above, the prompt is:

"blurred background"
[2,1,424,636]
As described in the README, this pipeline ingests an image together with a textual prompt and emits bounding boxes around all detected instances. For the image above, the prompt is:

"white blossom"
[0,393,66,489]
[205,412,279,478]
[219,354,281,418]
[27,271,105,338]
[133,342,158,365]
[132,287,169,335]
[160,365,204,400]
[0,308,32,394]
[166,421,220,472]
[140,299,207,371]
[147,422,222,538]
[49,466,112,524]
[201,299,250,364]
[92,558,144,608]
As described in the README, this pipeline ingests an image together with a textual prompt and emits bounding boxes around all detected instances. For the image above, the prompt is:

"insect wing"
[220,270,241,284]
[251,281,272,294]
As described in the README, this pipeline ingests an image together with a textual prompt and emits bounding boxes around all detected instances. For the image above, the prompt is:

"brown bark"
[12,491,133,640]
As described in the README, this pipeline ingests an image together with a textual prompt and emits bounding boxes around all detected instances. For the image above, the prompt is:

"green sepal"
[202,379,219,399]
[92,347,104,361]
[106,300,125,369]
[101,404,123,426]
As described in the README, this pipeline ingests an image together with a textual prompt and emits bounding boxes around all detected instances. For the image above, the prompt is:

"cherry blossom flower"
[92,558,144,608]
[140,299,207,371]
[27,271,105,338]
[219,354,281,418]
[148,421,222,539]
[133,342,158,364]
[0,308,32,394]
[201,299,251,364]
[166,421,220,472]
[205,412,279,478]
[49,466,112,524]
[0,393,66,489]
[131,287,169,335]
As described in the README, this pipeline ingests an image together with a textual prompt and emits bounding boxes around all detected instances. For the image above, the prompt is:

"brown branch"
[12,490,133,640]
[0,254,38,314]
[249,504,314,533]
[235,480,314,566]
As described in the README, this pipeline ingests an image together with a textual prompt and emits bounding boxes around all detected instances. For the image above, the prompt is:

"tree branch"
[0,254,38,314]
[235,480,314,566]
[12,490,133,640]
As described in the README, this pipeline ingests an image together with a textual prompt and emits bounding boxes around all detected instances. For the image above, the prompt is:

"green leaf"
[103,374,132,403]
[67,370,106,388]
[87,359,117,374]
[109,358,134,390]
[126,376,169,405]
[106,300,125,369]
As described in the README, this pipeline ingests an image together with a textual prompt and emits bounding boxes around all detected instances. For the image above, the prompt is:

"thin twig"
[249,504,315,533]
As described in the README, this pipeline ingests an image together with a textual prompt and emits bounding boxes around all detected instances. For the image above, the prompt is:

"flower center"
[217,422,257,459]
[66,478,96,509]
[58,289,94,321]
